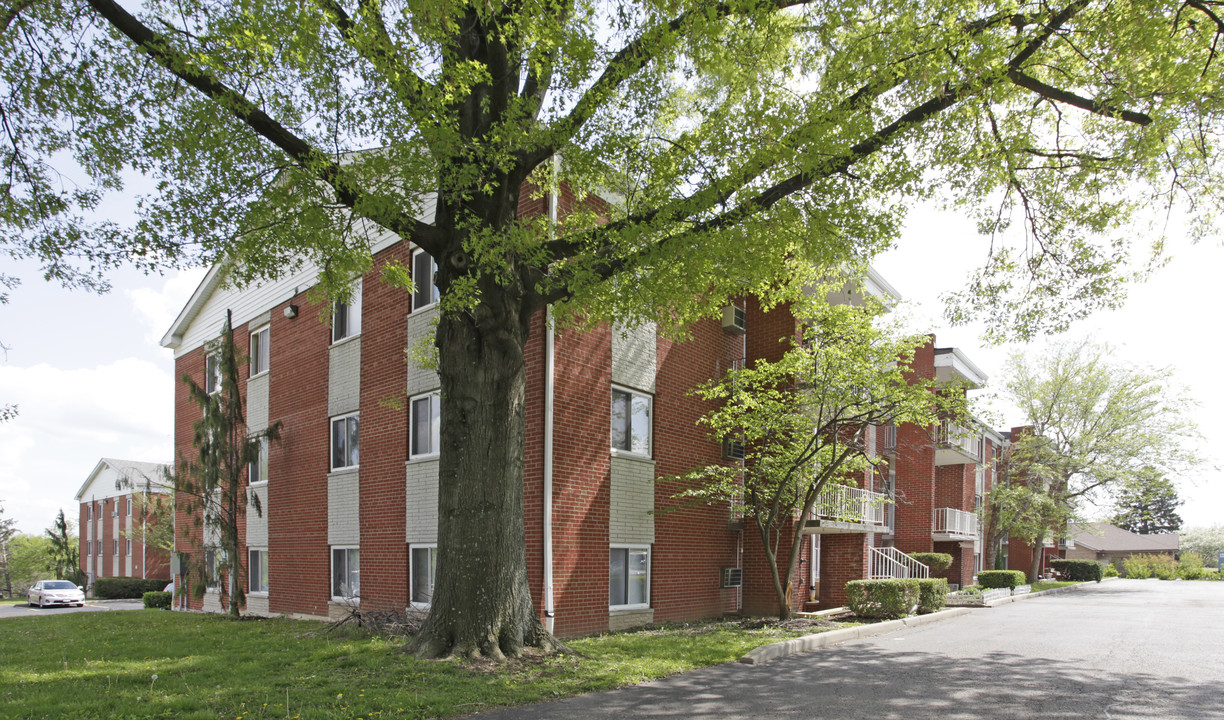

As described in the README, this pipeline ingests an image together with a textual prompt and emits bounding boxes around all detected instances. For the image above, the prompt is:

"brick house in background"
[161,183,1010,630]
[75,458,173,588]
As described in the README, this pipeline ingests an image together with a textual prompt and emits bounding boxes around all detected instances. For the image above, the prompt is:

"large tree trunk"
[408,279,558,659]
[1027,536,1044,583]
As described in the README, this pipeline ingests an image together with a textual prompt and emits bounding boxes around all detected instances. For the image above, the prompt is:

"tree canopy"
[1109,469,1184,534]
[6,0,1224,657]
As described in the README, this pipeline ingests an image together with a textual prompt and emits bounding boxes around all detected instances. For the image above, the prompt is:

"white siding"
[246,484,269,548]
[247,373,270,433]
[328,337,362,416]
[609,455,655,545]
[405,460,439,543]
[405,307,440,396]
[327,470,360,545]
[611,321,657,393]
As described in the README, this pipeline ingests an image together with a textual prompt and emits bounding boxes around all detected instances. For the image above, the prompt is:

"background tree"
[5,0,1224,657]
[1000,341,1201,581]
[174,310,280,619]
[1180,526,1224,569]
[43,510,81,584]
[672,297,958,619]
[0,501,16,597]
[2,534,54,595]
[118,490,176,556]
[1109,470,1184,534]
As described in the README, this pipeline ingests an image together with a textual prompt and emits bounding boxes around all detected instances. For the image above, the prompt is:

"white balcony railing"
[870,546,930,579]
[811,484,891,529]
[937,420,981,461]
[933,507,978,538]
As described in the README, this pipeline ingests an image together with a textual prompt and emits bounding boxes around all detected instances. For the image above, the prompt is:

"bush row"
[977,570,1027,589]
[1121,553,1219,580]
[846,578,948,618]
[1050,559,1102,582]
[143,591,172,609]
[908,553,953,573]
[93,577,169,599]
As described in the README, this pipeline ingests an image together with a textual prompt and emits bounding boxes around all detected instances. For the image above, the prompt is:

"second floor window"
[412,249,439,311]
[332,280,363,343]
[331,413,360,470]
[409,392,441,458]
[611,387,652,456]
[249,436,269,484]
[250,325,270,375]
[205,351,221,394]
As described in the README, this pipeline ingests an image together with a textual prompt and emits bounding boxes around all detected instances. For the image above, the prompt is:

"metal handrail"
[933,507,978,537]
[870,546,930,579]
[811,484,891,528]
[938,420,981,461]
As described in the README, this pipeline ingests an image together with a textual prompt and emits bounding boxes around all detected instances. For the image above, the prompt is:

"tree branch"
[1007,69,1152,125]
[84,0,443,252]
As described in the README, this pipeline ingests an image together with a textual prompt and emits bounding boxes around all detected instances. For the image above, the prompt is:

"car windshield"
[44,581,77,590]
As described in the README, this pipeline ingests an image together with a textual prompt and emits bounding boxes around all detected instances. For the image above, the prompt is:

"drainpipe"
[543,155,560,634]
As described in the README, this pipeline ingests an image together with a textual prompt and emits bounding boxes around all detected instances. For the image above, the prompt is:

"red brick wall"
[819,533,869,607]
[893,340,935,555]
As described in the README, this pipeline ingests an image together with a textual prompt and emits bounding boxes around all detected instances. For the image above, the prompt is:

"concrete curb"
[737,608,972,665]
[982,578,1115,607]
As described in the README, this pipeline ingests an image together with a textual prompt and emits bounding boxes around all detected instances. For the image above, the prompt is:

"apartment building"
[162,189,1006,629]
[75,458,173,586]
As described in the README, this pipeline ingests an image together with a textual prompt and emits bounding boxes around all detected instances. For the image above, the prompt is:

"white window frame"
[330,412,360,471]
[609,544,651,610]
[331,546,360,600]
[408,392,441,459]
[409,544,437,607]
[205,350,222,395]
[331,279,363,343]
[250,324,270,377]
[249,436,269,486]
[249,548,269,595]
[411,248,439,311]
[610,386,653,457]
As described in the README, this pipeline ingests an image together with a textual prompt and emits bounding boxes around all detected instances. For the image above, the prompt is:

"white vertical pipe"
[543,155,560,633]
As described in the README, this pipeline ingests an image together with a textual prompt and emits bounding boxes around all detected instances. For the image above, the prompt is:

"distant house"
[1066,521,1179,567]
[74,458,174,587]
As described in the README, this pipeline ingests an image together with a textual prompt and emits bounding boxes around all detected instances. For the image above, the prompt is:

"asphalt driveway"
[471,580,1223,720]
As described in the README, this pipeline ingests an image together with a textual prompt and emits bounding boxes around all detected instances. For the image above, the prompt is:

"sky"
[1,205,1220,536]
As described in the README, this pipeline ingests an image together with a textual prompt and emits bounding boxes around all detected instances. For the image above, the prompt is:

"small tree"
[1109,470,1183,534]
[43,510,81,584]
[119,491,176,556]
[0,500,16,598]
[1180,526,1224,569]
[1000,341,1201,581]
[672,296,957,619]
[174,310,280,618]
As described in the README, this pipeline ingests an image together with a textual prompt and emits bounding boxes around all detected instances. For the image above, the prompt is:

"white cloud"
[124,268,209,346]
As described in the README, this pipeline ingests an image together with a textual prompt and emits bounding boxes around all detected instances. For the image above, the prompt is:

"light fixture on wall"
[284,304,299,319]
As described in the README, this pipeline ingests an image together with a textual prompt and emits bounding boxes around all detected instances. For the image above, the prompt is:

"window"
[114,539,119,556]
[331,413,360,470]
[87,504,92,521]
[126,538,132,556]
[204,548,220,591]
[611,387,652,456]
[250,549,269,594]
[249,436,269,485]
[205,350,222,395]
[409,393,441,458]
[332,279,362,343]
[250,325,270,376]
[331,547,360,599]
[609,546,649,608]
[410,545,437,605]
[127,497,133,517]
[86,539,91,556]
[411,249,439,311]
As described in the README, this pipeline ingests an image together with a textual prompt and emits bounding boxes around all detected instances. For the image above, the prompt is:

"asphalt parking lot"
[0,598,145,618]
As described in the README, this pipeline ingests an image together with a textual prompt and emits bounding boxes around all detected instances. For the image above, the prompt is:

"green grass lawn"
[1031,580,1080,592]
[1,611,837,720]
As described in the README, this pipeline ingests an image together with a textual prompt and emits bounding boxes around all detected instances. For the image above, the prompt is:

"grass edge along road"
[1,610,856,720]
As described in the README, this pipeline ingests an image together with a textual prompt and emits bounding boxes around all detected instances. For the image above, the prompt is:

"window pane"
[347,549,360,597]
[347,416,360,467]
[628,550,648,605]
[413,251,436,309]
[332,549,345,596]
[333,300,348,342]
[412,397,431,455]
[350,280,362,336]
[610,390,630,451]
[331,419,345,469]
[631,395,651,455]
[609,548,626,605]
[411,547,435,604]
[430,396,441,453]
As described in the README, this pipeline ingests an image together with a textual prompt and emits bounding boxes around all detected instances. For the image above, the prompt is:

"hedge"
[93,577,169,599]
[916,578,949,613]
[977,570,1026,589]
[1050,559,1102,582]
[143,591,172,609]
[910,553,954,574]
[846,579,919,619]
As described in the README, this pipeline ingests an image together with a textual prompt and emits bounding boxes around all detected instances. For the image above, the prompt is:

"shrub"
[909,553,954,574]
[1121,555,1152,578]
[916,578,948,613]
[846,579,920,619]
[1121,553,1180,579]
[1050,559,1103,582]
[1178,553,1205,580]
[978,570,1026,589]
[94,577,170,599]
[143,591,172,609]
[1103,563,1119,578]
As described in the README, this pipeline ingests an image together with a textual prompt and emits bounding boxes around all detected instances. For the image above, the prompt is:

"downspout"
[543,154,560,634]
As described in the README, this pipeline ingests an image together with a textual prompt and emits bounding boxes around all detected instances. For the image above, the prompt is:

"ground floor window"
[609,545,650,609]
[410,545,437,605]
[332,547,360,599]
[204,548,221,591]
[250,549,269,593]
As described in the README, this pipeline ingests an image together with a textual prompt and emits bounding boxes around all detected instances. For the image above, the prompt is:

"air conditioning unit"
[722,437,745,460]
[721,567,743,588]
[721,305,746,334]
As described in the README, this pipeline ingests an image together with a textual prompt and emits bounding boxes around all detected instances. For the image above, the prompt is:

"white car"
[27,580,85,608]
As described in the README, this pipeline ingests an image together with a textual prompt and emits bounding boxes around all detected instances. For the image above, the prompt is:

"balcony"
[935,420,981,465]
[807,484,892,533]
[932,507,978,541]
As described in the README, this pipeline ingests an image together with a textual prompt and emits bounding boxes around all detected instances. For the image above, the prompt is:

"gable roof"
[75,458,173,502]
[1068,521,1179,553]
